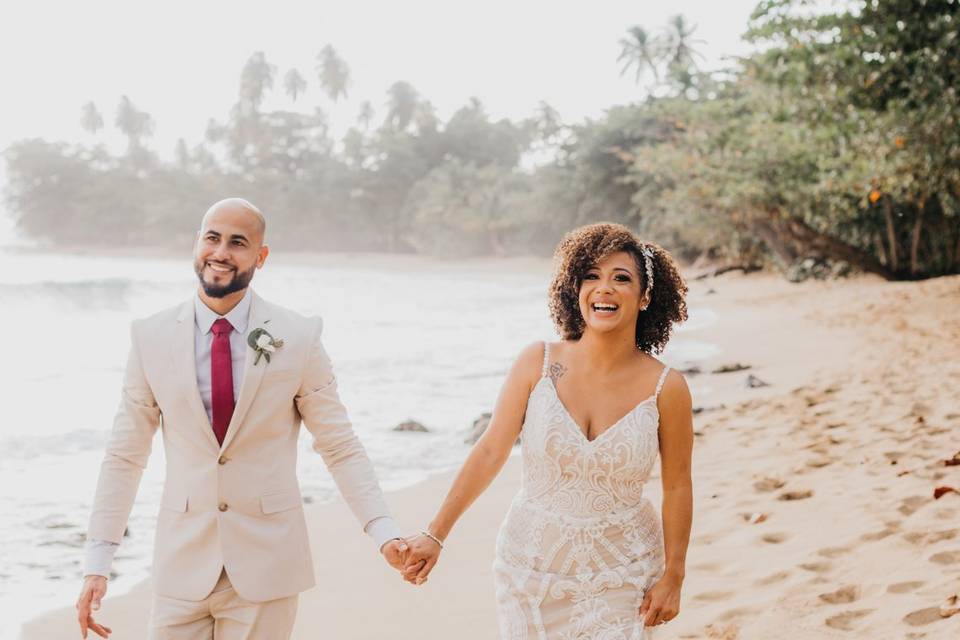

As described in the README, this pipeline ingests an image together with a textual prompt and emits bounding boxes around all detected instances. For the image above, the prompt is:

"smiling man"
[75,198,409,639]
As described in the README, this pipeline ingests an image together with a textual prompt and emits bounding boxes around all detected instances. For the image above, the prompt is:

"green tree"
[114,95,154,152]
[238,51,276,114]
[384,81,419,131]
[618,26,660,85]
[283,68,307,102]
[315,45,350,103]
[80,101,104,135]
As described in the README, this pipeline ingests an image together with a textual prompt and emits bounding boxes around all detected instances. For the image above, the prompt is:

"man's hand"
[76,575,112,638]
[380,538,409,571]
[401,533,442,585]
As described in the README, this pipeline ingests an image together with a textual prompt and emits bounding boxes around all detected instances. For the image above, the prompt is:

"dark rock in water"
[679,365,702,376]
[464,413,492,444]
[712,363,751,374]
[705,288,718,295]
[394,420,429,433]
[123,526,130,538]
[746,374,770,388]
[302,495,314,504]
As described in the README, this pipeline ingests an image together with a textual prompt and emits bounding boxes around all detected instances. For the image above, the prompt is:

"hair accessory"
[641,245,655,301]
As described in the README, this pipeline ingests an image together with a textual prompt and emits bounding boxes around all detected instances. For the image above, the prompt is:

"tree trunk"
[883,196,899,273]
[752,218,798,267]
[874,234,889,266]
[910,198,925,276]
[775,210,894,279]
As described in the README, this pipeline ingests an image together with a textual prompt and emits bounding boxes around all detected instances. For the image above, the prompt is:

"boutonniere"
[247,323,284,365]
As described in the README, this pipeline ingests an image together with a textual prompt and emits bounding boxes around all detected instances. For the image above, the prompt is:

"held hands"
[400,532,442,585]
[76,575,112,638]
[639,572,682,628]
[380,538,409,571]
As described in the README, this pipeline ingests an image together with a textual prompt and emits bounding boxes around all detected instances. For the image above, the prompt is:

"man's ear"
[257,244,270,268]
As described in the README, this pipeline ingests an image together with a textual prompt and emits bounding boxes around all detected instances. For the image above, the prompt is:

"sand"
[21,272,960,639]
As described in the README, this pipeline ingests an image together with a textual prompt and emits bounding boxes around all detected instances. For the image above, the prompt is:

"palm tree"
[114,95,154,151]
[385,81,419,131]
[357,100,375,131]
[663,15,705,91]
[283,68,307,103]
[315,45,350,103]
[80,101,104,135]
[239,51,276,112]
[534,101,562,141]
[618,26,660,84]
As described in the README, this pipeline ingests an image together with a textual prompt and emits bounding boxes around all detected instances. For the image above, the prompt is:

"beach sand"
[21,272,960,639]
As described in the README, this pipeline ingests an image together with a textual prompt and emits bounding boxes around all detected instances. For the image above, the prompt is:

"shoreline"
[20,271,960,639]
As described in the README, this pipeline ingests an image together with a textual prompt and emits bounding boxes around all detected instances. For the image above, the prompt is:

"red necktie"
[210,318,235,445]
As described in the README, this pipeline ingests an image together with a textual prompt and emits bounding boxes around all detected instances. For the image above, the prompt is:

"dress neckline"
[539,376,659,445]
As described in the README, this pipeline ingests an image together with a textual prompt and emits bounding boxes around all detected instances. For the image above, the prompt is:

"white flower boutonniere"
[247,326,284,365]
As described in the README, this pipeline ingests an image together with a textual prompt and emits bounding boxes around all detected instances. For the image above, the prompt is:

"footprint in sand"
[717,606,763,622]
[903,606,944,627]
[754,570,791,586]
[817,546,852,559]
[704,622,740,640]
[929,550,960,565]
[818,585,859,604]
[888,581,925,594]
[778,489,814,501]
[761,532,789,544]
[860,527,897,542]
[904,529,958,545]
[899,495,928,516]
[694,590,733,602]
[753,477,786,493]
[824,609,874,630]
[800,561,833,573]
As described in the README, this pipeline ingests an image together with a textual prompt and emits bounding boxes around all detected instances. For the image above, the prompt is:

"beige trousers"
[149,570,298,640]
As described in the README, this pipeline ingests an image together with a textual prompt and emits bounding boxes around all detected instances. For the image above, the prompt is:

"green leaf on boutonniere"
[247,327,283,366]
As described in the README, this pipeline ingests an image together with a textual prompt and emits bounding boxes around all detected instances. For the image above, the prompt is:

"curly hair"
[547,223,688,354]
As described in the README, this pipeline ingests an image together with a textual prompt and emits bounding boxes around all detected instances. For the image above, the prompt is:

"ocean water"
[0,247,718,635]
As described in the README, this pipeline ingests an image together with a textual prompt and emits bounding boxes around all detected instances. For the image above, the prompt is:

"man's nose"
[210,242,230,260]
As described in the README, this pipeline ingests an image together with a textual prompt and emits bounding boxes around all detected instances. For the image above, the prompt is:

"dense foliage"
[5,0,958,279]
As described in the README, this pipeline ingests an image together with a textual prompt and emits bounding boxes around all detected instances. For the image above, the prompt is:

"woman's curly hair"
[547,223,688,354]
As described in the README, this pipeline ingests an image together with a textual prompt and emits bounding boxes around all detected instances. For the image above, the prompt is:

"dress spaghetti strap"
[654,365,671,398]
[541,342,551,378]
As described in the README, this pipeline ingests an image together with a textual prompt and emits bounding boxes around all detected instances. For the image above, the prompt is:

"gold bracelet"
[419,530,444,549]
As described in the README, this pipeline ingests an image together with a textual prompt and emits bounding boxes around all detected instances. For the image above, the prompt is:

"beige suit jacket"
[87,291,392,602]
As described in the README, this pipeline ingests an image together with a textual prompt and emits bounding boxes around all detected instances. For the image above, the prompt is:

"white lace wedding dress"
[493,343,668,639]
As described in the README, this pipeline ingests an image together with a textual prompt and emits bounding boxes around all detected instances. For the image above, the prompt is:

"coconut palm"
[357,100,375,131]
[385,81,419,131]
[663,15,705,90]
[316,45,350,103]
[618,26,660,84]
[80,101,104,135]
[239,51,276,112]
[283,68,307,103]
[114,95,154,151]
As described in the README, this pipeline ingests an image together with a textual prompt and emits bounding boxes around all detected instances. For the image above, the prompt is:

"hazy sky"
[1,0,761,156]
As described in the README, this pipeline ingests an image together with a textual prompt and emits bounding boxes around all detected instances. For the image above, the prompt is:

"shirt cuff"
[83,538,120,578]
[364,516,403,551]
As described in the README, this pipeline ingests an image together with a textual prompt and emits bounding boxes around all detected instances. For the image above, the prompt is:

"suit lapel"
[173,300,221,451]
[220,292,269,451]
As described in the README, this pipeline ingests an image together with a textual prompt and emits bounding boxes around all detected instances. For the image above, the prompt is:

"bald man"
[76,199,407,639]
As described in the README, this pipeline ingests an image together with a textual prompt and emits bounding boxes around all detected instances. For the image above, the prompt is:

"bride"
[404,223,693,638]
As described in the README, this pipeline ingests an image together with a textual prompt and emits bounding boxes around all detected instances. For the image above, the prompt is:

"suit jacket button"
[218,503,228,512]
[218,456,227,465]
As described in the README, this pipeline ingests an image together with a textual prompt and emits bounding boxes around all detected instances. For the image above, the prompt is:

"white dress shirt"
[84,289,400,577]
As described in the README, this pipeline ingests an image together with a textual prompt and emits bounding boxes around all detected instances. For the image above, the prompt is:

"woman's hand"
[639,572,682,627]
[401,533,442,585]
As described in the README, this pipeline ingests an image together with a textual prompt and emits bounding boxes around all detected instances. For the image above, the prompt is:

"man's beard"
[194,261,256,298]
